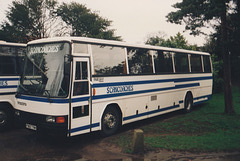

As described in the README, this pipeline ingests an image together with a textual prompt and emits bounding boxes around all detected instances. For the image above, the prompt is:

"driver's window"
[73,61,89,96]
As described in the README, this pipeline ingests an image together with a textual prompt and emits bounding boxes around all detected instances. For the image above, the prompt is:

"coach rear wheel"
[184,93,193,113]
[101,107,121,137]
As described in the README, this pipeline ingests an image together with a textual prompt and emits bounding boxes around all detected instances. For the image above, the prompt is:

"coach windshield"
[18,42,71,98]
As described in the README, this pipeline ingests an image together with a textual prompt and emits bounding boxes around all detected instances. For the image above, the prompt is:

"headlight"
[46,116,56,123]
[15,111,20,116]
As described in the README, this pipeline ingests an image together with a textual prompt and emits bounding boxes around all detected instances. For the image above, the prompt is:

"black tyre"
[101,107,121,137]
[0,107,13,131]
[184,93,193,113]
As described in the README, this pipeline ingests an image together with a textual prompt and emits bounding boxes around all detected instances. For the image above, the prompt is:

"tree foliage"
[0,0,121,43]
[146,32,197,50]
[56,2,121,41]
[167,0,231,35]
[0,0,58,43]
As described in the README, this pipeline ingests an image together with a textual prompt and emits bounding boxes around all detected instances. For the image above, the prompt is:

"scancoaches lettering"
[29,45,60,54]
[107,85,134,94]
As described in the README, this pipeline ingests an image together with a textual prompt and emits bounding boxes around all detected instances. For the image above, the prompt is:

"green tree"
[57,2,121,41]
[0,0,58,43]
[167,0,235,114]
[146,32,197,50]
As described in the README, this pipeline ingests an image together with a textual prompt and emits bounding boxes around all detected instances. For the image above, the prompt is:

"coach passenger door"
[70,57,91,136]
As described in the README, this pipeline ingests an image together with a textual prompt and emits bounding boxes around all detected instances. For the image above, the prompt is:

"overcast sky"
[0,0,209,45]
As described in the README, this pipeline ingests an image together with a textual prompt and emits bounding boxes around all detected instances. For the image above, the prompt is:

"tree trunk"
[221,3,235,114]
[238,0,240,13]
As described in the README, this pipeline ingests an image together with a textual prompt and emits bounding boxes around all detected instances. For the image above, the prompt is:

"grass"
[108,87,240,153]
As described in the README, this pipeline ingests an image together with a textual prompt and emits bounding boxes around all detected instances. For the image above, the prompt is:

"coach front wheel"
[0,107,12,131]
[101,107,121,137]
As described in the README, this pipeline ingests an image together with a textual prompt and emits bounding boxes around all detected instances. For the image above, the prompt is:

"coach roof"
[27,37,210,56]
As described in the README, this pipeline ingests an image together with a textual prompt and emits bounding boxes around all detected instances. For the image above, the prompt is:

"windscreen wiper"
[44,90,53,103]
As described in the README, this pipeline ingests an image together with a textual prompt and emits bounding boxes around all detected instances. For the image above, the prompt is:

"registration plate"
[26,123,37,131]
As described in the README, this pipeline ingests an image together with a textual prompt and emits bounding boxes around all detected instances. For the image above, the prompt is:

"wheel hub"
[103,113,116,129]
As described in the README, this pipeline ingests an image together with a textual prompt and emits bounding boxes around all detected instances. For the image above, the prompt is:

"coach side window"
[153,50,174,73]
[190,54,202,73]
[174,52,190,73]
[16,46,25,75]
[127,48,153,74]
[203,55,212,73]
[0,46,17,75]
[92,45,127,75]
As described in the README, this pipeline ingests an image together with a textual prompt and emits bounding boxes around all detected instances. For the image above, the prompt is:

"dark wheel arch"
[0,103,14,131]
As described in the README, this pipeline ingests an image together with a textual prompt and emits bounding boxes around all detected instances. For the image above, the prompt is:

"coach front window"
[18,42,71,97]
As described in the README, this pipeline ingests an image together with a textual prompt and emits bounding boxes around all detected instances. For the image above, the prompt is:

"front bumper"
[15,110,68,137]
